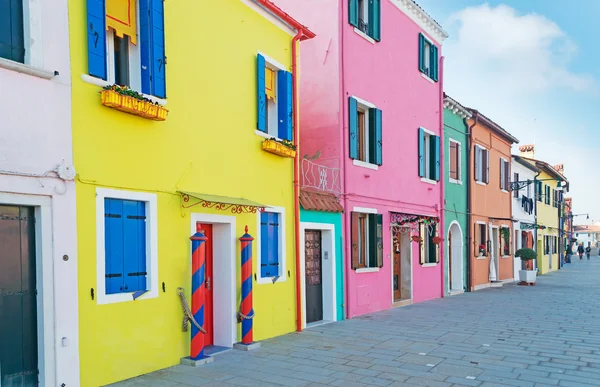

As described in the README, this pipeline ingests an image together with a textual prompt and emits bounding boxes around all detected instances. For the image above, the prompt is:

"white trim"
[421,263,437,268]
[476,181,487,186]
[420,126,436,136]
[389,0,448,44]
[95,188,159,304]
[0,57,55,79]
[353,206,378,214]
[353,28,375,44]
[501,189,509,193]
[353,159,379,170]
[421,178,437,185]
[80,74,168,106]
[420,72,434,83]
[257,51,287,71]
[255,129,282,142]
[190,213,237,347]
[300,222,337,329]
[350,95,376,109]
[240,0,297,37]
[256,206,287,284]
[356,267,380,273]
[447,220,464,292]
[475,221,486,225]
[476,256,487,260]
[443,96,472,119]
[449,179,462,185]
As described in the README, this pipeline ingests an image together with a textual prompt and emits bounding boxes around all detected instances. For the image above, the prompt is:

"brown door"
[305,230,323,323]
[393,233,401,301]
[196,223,214,346]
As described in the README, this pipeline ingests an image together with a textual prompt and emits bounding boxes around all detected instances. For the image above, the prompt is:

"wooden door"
[393,233,401,301]
[305,230,323,323]
[0,205,38,386]
[197,223,214,346]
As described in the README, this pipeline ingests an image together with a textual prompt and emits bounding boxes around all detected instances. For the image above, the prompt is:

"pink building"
[277,0,448,317]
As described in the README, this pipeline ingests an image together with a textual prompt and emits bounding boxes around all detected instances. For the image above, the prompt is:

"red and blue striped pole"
[190,224,208,360]
[240,226,254,344]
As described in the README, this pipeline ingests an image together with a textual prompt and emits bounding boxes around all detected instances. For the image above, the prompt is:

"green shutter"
[431,44,438,81]
[418,34,425,73]
[368,214,382,268]
[348,97,359,159]
[418,128,425,177]
[349,0,359,27]
[369,0,381,41]
[368,108,382,165]
[431,135,440,181]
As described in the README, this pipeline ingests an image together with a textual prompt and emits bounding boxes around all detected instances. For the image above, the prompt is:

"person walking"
[586,243,591,260]
[578,243,584,260]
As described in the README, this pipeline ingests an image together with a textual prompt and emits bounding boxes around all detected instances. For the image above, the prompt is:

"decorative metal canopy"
[179,191,266,214]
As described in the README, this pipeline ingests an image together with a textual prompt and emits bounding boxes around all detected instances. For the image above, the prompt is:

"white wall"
[511,160,536,225]
[0,0,79,384]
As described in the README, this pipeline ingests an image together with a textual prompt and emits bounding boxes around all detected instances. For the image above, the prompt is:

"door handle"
[206,277,211,291]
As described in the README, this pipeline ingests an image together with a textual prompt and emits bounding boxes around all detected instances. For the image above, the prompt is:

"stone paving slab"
[108,257,600,387]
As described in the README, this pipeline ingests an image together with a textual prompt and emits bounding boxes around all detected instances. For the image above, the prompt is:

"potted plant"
[432,236,442,245]
[478,244,486,257]
[411,235,423,243]
[515,248,536,284]
[262,138,297,158]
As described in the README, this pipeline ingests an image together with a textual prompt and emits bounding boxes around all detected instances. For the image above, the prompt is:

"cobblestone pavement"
[110,256,600,387]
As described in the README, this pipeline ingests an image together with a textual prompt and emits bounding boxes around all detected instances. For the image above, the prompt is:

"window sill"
[476,256,488,260]
[501,189,509,193]
[421,263,437,267]
[0,58,55,80]
[257,275,286,285]
[449,178,462,185]
[421,177,438,185]
[353,28,375,44]
[97,289,157,305]
[255,130,282,141]
[476,181,487,186]
[353,159,379,170]
[355,267,379,273]
[81,74,167,106]
[420,72,435,84]
[501,255,511,259]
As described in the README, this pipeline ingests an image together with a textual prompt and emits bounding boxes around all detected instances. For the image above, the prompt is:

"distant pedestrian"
[586,244,591,260]
[578,244,584,259]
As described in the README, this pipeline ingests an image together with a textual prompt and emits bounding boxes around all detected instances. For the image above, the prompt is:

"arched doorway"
[448,222,464,292]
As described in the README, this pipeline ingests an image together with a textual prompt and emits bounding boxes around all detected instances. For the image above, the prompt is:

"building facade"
[466,109,519,290]
[70,0,313,384]
[0,0,80,385]
[276,0,448,317]
[443,95,470,294]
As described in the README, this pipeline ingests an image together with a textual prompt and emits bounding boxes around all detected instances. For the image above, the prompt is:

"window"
[474,145,489,184]
[500,227,511,256]
[349,97,382,166]
[257,54,293,141]
[553,236,558,254]
[420,223,439,265]
[418,33,439,81]
[513,172,519,198]
[536,181,542,202]
[97,188,158,304]
[499,158,510,191]
[475,223,487,256]
[87,0,167,98]
[449,140,461,183]
[0,0,25,63]
[348,0,381,41]
[552,189,560,208]
[544,236,550,255]
[418,128,440,182]
[351,212,383,270]
[259,211,281,278]
[545,185,550,205]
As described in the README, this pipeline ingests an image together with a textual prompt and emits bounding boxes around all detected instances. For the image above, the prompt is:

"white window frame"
[352,206,380,273]
[358,213,370,268]
[449,139,462,184]
[500,157,509,193]
[422,223,437,265]
[420,127,437,184]
[256,206,286,284]
[475,144,488,185]
[96,188,158,304]
[351,96,379,170]
[476,221,487,260]
[420,34,436,83]
[500,225,510,258]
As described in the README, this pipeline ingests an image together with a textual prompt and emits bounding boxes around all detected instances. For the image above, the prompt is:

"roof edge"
[390,0,449,44]
[255,0,316,40]
[467,108,520,144]
[512,155,542,173]
[443,94,472,119]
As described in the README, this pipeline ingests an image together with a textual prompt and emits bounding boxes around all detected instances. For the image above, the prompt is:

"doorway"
[0,205,38,386]
[448,222,464,292]
[197,223,214,347]
[393,231,411,302]
[490,227,499,281]
[305,230,323,323]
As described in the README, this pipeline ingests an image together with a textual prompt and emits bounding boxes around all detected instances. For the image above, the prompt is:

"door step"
[490,281,503,288]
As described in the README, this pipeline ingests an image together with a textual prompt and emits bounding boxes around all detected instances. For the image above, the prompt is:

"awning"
[299,189,343,213]
[106,0,137,45]
[179,191,266,214]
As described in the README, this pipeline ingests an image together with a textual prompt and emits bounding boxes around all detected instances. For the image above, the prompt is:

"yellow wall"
[535,170,560,274]
[69,1,299,385]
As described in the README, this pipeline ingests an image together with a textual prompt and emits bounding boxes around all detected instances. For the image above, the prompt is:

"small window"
[449,140,461,182]
[257,54,293,142]
[260,211,281,278]
[348,0,381,41]
[545,185,550,205]
[513,173,519,198]
[476,223,487,256]
[474,145,489,184]
[536,181,543,202]
[351,212,383,270]
[500,158,510,191]
[418,128,440,181]
[553,236,558,254]
[357,107,368,162]
[348,97,382,166]
[0,0,25,63]
[418,33,438,81]
[500,227,511,257]
[420,223,439,264]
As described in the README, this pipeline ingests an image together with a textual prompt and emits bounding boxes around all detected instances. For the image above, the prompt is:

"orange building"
[466,109,519,290]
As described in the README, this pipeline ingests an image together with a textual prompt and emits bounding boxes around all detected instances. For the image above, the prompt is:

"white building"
[512,155,540,278]
[0,0,79,385]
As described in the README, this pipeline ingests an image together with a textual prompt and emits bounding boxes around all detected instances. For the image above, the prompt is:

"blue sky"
[416,0,599,225]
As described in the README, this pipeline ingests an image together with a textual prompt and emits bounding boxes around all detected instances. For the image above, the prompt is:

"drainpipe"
[438,56,445,297]
[533,171,541,273]
[340,2,350,319]
[466,115,478,291]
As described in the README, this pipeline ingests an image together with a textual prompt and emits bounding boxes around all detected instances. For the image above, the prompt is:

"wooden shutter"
[278,70,293,141]
[419,223,425,264]
[432,135,440,181]
[260,212,269,277]
[140,0,151,93]
[484,149,490,184]
[431,44,438,82]
[349,0,359,27]
[434,224,440,263]
[449,142,457,180]
[349,97,359,159]
[369,0,381,41]
[513,173,519,198]
[0,0,25,62]
[418,33,425,74]
[500,159,505,190]
[257,54,267,131]
[351,212,359,269]
[368,214,377,267]
[105,199,125,294]
[369,108,382,165]
[87,0,107,80]
[474,146,480,182]
[123,200,147,292]
[418,128,425,177]
[149,0,166,98]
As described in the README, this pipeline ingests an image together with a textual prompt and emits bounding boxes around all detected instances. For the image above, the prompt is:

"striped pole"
[240,226,254,344]
[190,224,207,360]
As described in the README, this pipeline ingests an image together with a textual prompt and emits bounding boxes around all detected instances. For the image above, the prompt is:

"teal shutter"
[348,97,358,159]
[418,128,425,177]
[368,108,382,165]
[277,70,293,141]
[418,33,425,74]
[368,214,377,267]
[432,135,440,181]
[123,200,147,292]
[105,199,125,294]
[349,0,359,27]
[369,0,381,41]
[376,214,383,267]
[150,0,166,98]
[257,54,266,131]
[0,0,25,62]
[431,44,438,81]
[87,0,107,80]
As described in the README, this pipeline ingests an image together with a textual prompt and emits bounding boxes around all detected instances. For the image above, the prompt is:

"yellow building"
[518,146,568,274]
[69,0,314,384]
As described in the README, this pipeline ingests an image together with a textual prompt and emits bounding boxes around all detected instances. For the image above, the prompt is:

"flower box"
[100,89,168,121]
[261,139,296,158]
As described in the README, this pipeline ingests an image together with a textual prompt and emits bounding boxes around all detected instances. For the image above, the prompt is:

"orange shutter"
[106,0,138,45]
[265,68,276,101]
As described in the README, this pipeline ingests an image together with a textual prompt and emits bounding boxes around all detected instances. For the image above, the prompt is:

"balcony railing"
[301,159,341,195]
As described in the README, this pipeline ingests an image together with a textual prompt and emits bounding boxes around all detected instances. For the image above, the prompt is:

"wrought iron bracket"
[180,194,265,214]
[510,179,533,192]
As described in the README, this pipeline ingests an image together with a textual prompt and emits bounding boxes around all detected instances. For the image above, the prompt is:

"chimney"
[519,144,535,159]
[553,164,564,175]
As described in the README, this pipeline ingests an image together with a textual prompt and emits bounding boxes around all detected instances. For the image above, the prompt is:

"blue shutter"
[150,0,166,98]
[257,54,266,131]
[418,33,425,74]
[369,108,382,165]
[269,213,280,276]
[87,0,107,80]
[260,212,269,277]
[348,97,358,159]
[348,0,359,27]
[369,0,381,42]
[105,199,124,294]
[432,135,440,181]
[278,70,293,141]
[431,44,438,82]
[140,0,151,94]
[123,200,147,292]
[418,128,425,177]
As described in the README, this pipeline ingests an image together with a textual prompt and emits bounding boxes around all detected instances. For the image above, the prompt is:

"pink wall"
[276,0,444,317]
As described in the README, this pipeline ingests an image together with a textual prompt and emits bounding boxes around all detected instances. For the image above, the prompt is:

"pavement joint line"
[466,376,477,379]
